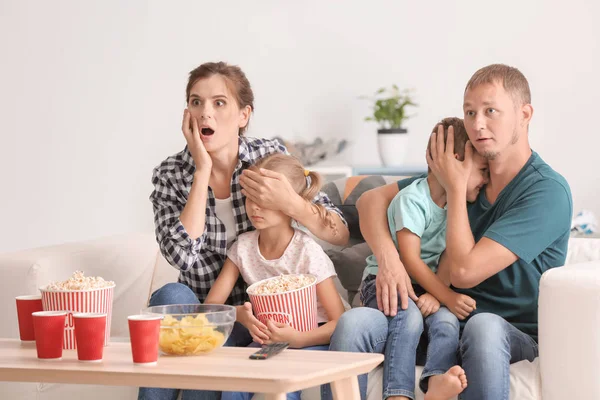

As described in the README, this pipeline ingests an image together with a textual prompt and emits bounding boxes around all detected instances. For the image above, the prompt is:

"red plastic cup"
[40,284,115,350]
[15,295,44,342]
[128,315,162,366]
[73,313,107,362]
[32,311,67,360]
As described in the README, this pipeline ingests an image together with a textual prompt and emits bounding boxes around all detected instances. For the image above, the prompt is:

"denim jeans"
[137,283,253,400]
[459,313,538,400]
[322,277,460,400]
[222,342,329,400]
[322,279,539,400]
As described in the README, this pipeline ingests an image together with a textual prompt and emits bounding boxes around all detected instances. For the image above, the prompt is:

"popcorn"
[45,270,115,291]
[249,274,315,295]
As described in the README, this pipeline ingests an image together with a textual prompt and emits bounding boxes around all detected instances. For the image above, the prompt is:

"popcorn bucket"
[247,275,318,332]
[40,285,115,350]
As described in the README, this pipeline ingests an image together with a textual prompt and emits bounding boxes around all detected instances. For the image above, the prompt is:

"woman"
[141,61,349,400]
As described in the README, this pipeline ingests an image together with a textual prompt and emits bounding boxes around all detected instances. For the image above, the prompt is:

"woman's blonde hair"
[252,153,337,235]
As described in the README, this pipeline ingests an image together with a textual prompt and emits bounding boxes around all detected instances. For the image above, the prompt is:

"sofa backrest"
[565,237,600,265]
[0,233,159,340]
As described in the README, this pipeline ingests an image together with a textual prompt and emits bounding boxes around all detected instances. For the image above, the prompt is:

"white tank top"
[214,196,237,248]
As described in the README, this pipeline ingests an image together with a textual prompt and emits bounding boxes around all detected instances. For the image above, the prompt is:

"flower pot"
[377,128,409,167]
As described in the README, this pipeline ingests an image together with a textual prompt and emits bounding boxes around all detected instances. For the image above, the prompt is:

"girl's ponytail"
[301,170,337,236]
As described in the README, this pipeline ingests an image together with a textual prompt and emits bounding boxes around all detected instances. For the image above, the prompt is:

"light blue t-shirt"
[363,177,447,279]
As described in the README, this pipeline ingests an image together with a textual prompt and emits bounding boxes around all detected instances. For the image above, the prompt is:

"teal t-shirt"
[364,177,447,279]
[396,152,572,341]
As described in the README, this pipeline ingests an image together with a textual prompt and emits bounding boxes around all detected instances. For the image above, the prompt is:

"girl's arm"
[266,277,346,348]
[205,258,271,343]
[204,258,240,304]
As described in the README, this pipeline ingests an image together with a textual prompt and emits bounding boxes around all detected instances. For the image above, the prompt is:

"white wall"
[1,0,598,252]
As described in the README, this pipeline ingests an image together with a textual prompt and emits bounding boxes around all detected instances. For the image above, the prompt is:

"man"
[323,64,572,400]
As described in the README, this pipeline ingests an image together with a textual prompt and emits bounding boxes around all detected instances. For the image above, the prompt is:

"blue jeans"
[459,313,538,400]
[137,283,253,400]
[222,342,329,400]
[322,281,539,400]
[322,277,460,400]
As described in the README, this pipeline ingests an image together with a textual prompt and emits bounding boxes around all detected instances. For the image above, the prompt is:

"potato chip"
[158,314,225,356]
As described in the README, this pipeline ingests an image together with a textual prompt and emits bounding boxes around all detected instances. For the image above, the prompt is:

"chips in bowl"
[159,314,226,355]
[144,304,235,356]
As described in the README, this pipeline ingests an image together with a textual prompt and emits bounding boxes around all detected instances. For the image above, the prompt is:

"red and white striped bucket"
[40,285,114,350]
[247,275,318,332]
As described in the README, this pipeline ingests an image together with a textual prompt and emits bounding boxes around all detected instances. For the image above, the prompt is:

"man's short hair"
[427,117,469,161]
[465,64,531,106]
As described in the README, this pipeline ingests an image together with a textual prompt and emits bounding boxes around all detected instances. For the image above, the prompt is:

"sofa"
[1,183,599,400]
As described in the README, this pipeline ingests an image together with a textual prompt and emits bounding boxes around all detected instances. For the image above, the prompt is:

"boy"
[359,117,489,400]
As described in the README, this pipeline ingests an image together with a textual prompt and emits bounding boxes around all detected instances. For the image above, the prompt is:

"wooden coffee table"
[0,339,382,399]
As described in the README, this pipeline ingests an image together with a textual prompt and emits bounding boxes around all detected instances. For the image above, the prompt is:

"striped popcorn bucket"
[40,285,115,350]
[247,275,318,332]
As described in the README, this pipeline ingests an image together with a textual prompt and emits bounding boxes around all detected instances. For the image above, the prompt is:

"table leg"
[264,393,286,400]
[331,376,360,400]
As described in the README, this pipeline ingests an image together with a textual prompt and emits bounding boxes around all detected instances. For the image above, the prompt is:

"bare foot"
[424,365,468,400]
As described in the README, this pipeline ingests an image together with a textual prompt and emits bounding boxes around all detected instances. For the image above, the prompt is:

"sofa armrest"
[0,233,160,339]
[538,261,600,400]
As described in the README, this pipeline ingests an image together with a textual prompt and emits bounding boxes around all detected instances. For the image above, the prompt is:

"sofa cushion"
[325,242,372,305]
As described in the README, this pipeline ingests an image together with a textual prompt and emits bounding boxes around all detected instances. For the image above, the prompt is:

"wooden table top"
[0,339,383,394]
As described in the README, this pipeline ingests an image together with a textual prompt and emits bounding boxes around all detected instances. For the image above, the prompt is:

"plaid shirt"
[150,136,346,306]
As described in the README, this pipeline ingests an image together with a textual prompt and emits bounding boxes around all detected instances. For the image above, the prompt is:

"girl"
[205,153,347,400]
[143,62,349,400]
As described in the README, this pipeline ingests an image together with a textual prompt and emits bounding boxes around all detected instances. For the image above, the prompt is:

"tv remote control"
[249,342,289,360]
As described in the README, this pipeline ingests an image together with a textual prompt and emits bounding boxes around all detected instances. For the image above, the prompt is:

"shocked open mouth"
[201,128,215,136]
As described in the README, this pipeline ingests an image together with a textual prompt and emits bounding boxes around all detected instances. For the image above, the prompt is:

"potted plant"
[363,85,417,167]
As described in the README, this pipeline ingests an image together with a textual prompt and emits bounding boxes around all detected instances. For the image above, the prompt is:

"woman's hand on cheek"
[182,109,212,172]
[264,320,302,348]
[240,168,304,215]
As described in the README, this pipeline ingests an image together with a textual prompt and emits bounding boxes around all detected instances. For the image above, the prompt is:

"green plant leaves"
[362,86,417,129]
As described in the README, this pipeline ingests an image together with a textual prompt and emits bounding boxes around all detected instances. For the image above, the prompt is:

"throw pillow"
[325,242,373,305]
[321,175,389,241]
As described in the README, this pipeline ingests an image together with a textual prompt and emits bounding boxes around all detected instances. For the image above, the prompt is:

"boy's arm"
[396,229,455,305]
[204,258,241,304]
[356,182,418,316]
[436,251,452,286]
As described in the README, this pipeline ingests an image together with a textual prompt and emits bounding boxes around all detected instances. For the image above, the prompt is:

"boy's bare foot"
[424,365,468,400]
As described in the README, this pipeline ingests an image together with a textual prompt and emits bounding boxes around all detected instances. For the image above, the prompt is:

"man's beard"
[510,128,520,145]
[483,151,498,160]
[482,128,520,160]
